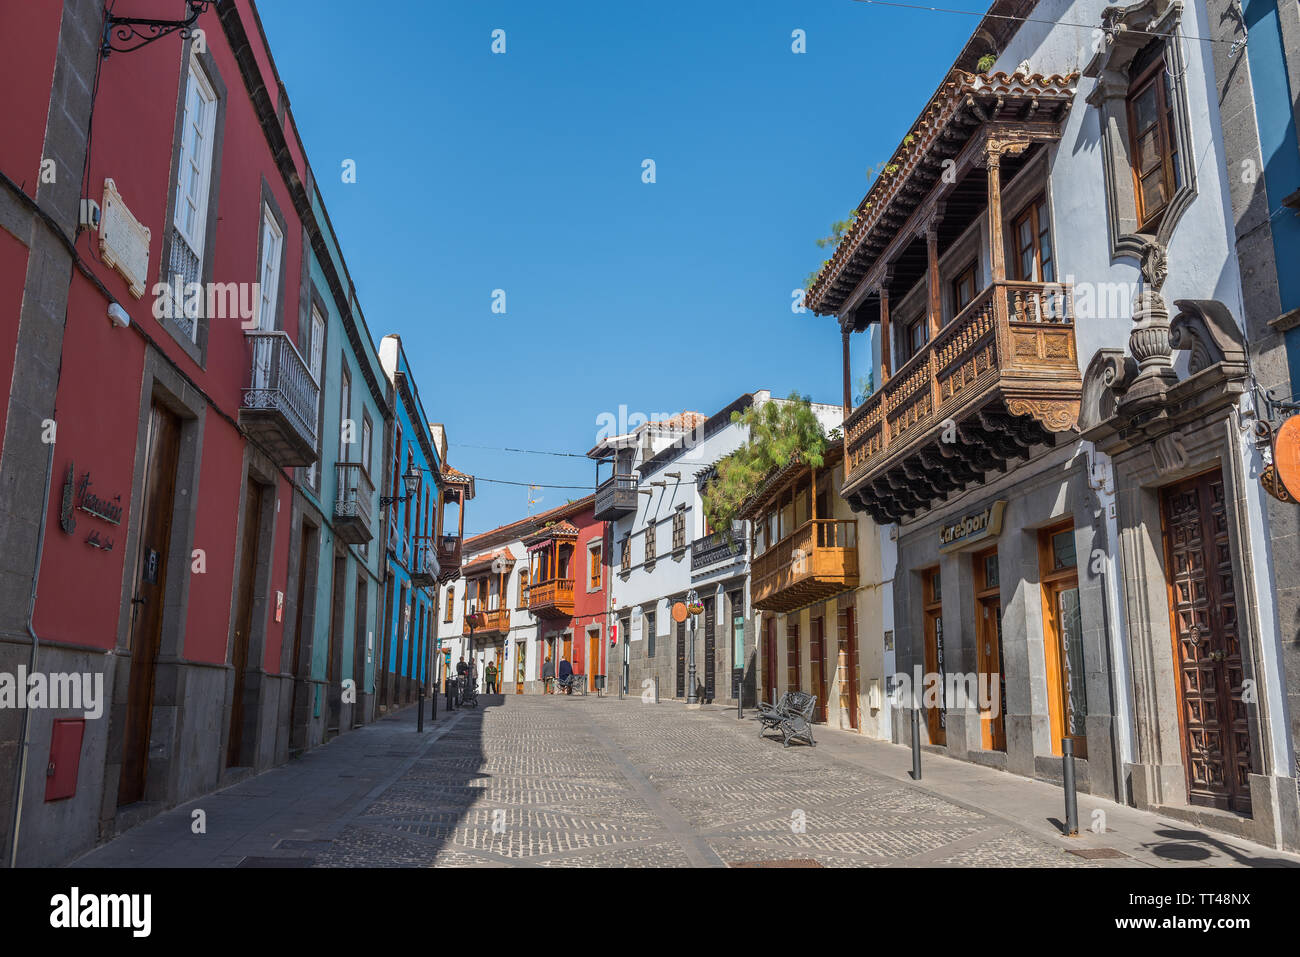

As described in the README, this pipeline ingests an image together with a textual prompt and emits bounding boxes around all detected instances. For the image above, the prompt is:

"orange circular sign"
[1276,416,1300,502]
[671,602,688,623]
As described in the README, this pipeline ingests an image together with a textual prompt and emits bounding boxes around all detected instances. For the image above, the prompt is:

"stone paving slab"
[71,695,1300,868]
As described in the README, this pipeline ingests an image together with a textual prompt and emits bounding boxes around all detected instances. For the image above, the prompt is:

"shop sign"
[1272,415,1300,502]
[938,500,1007,553]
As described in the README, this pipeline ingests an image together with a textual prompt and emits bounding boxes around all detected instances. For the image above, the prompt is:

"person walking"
[558,657,574,695]
[456,656,469,705]
[485,659,498,695]
[541,656,555,694]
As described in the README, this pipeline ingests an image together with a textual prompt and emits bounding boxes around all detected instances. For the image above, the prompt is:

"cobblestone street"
[73,695,1300,868]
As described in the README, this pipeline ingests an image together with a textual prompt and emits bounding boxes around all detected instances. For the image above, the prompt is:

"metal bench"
[556,674,587,696]
[758,691,817,748]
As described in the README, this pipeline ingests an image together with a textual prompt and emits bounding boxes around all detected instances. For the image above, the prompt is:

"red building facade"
[0,0,365,865]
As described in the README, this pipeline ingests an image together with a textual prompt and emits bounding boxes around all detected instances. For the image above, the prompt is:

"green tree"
[701,394,829,541]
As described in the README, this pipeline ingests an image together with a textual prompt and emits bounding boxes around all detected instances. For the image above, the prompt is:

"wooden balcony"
[751,519,858,613]
[464,606,511,637]
[594,473,639,520]
[239,330,320,467]
[528,578,575,619]
[410,536,439,587]
[691,527,747,572]
[842,281,1081,524]
[333,462,374,545]
[436,535,462,583]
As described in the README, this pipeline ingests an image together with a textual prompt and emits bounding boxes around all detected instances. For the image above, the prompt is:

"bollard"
[910,705,922,781]
[1062,738,1079,836]
[417,686,424,733]
[654,674,659,704]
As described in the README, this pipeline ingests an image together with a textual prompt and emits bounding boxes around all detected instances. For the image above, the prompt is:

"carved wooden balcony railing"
[464,606,511,636]
[842,280,1081,524]
[333,462,374,545]
[594,473,639,520]
[751,519,859,613]
[528,578,575,619]
[410,536,440,587]
[436,535,462,583]
[691,526,747,572]
[240,330,320,467]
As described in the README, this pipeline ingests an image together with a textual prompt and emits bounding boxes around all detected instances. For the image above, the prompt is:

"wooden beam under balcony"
[841,280,1081,524]
[751,519,859,614]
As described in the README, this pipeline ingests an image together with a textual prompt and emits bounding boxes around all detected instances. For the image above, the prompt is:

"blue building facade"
[378,335,445,709]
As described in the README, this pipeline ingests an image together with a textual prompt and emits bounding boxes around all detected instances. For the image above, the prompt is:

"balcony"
[528,578,575,619]
[594,473,639,520]
[691,526,747,572]
[240,330,320,467]
[752,519,858,613]
[333,462,374,545]
[436,535,462,583]
[410,536,440,588]
[842,281,1081,524]
[464,606,511,637]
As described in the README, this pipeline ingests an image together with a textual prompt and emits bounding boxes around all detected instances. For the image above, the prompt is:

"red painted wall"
[16,3,310,675]
[571,506,607,679]
[0,1,63,199]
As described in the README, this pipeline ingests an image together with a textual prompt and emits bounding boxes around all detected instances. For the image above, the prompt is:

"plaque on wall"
[99,178,151,299]
[938,500,1007,553]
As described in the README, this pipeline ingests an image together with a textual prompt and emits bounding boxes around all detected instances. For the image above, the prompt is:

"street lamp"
[686,589,703,705]
[380,465,422,509]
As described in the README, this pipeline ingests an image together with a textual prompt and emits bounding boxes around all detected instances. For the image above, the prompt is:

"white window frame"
[256,205,283,332]
[174,52,217,259]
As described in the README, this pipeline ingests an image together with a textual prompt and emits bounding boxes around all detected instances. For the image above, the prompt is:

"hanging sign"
[1273,416,1300,502]
[938,500,1007,553]
[75,470,124,525]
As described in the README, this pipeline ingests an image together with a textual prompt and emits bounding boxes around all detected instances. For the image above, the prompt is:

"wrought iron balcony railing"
[411,536,440,587]
[691,526,747,572]
[240,330,320,467]
[333,462,374,545]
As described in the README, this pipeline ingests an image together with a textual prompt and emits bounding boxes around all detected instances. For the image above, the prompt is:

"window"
[307,306,325,382]
[1127,56,1180,232]
[646,610,656,659]
[950,260,978,317]
[518,569,530,608]
[644,523,656,563]
[588,544,602,590]
[444,587,455,622]
[339,366,352,460]
[1011,197,1054,283]
[256,205,283,332]
[672,510,686,551]
[168,53,218,341]
[902,314,928,363]
[361,415,373,478]
[621,535,631,572]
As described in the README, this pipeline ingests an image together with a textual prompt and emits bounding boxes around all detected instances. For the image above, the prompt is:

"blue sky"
[256,0,977,534]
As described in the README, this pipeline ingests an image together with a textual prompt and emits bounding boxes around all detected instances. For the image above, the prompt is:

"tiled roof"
[521,520,579,546]
[442,464,472,483]
[462,494,596,553]
[806,69,1078,315]
[463,547,516,574]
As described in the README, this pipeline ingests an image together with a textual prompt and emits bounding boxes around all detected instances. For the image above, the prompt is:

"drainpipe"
[8,440,55,868]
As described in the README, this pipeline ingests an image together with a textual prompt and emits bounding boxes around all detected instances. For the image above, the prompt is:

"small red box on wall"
[45,718,85,802]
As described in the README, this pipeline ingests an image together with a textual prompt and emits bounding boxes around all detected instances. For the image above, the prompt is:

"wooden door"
[589,632,600,692]
[974,548,1006,752]
[675,619,686,697]
[228,478,264,767]
[729,590,745,703]
[1161,470,1252,813]
[810,616,827,722]
[515,640,526,693]
[837,607,859,731]
[353,574,368,726]
[379,576,394,707]
[1040,523,1086,758]
[703,597,716,701]
[119,403,182,806]
[763,617,778,706]
[921,567,946,747]
[562,633,572,665]
[289,523,314,749]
